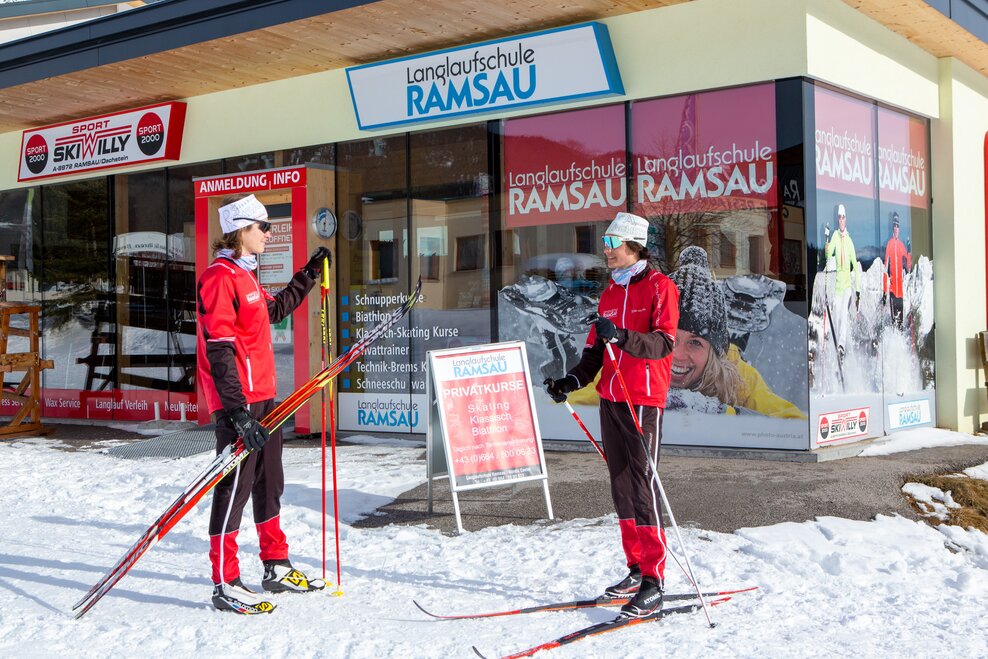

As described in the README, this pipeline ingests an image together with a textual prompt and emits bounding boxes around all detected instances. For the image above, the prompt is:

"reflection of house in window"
[455,234,485,271]
[494,230,520,267]
[419,234,443,281]
[716,230,736,269]
[575,225,596,254]
[370,230,397,281]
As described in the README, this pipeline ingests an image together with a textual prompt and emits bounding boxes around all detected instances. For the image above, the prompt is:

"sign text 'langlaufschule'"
[345,23,623,130]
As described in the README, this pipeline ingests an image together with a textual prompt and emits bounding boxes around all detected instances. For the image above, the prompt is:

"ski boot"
[212,577,276,614]
[604,564,642,598]
[262,560,326,593]
[620,576,664,618]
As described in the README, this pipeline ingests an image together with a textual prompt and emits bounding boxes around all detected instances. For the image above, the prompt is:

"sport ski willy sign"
[18,101,186,182]
[426,341,553,533]
[346,22,623,130]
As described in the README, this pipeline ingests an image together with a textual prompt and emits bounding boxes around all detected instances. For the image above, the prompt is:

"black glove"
[594,317,620,344]
[855,291,860,310]
[229,407,270,451]
[882,292,887,307]
[544,376,579,403]
[303,246,332,279]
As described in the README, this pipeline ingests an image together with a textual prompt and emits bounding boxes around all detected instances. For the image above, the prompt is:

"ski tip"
[412,600,436,618]
[471,646,488,659]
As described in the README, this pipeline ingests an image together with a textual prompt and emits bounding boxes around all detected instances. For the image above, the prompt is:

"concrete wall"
[932,58,988,432]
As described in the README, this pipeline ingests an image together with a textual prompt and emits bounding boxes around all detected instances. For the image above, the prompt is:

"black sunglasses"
[229,217,271,233]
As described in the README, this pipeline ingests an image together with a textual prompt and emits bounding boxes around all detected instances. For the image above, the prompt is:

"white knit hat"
[218,194,268,234]
[605,212,649,248]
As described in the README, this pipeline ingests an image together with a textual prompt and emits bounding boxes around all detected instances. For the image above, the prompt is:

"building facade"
[0,0,986,451]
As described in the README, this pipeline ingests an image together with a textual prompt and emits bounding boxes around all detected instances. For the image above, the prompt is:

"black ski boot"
[262,559,326,593]
[212,577,276,614]
[603,564,642,598]
[620,576,664,618]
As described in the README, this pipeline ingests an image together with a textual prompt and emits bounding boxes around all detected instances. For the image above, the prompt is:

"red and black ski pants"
[208,399,290,584]
[600,397,667,581]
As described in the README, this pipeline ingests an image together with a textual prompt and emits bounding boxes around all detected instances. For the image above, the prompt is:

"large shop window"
[36,179,112,417]
[335,125,492,434]
[628,83,810,448]
[498,103,625,389]
[807,84,934,443]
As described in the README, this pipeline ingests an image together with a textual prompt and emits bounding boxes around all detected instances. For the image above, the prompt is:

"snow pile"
[859,427,988,456]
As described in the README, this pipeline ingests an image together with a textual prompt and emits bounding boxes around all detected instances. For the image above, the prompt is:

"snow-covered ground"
[1,429,987,657]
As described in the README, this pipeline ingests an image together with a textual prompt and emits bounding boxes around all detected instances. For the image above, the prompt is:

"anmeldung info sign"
[345,22,623,130]
[427,342,553,533]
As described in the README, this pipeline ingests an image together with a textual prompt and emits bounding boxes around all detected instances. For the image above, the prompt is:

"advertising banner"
[814,88,875,198]
[877,109,928,208]
[808,86,935,446]
[503,104,626,227]
[193,166,306,196]
[817,407,870,445]
[18,102,186,182]
[429,342,545,488]
[632,83,778,216]
[346,22,622,129]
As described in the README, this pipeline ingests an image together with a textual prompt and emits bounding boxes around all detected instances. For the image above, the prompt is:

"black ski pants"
[600,397,667,579]
[209,398,284,535]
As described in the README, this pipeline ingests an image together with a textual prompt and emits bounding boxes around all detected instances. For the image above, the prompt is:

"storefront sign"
[814,88,875,198]
[18,102,186,182]
[632,84,777,215]
[817,407,871,444]
[887,399,932,430]
[346,23,623,130]
[429,342,544,487]
[194,166,306,196]
[877,108,928,208]
[338,392,425,433]
[504,104,626,227]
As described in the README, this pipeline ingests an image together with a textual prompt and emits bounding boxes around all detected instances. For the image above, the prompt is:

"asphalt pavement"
[353,441,988,534]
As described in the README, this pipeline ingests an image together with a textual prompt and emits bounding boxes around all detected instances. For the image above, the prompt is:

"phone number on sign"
[453,446,536,465]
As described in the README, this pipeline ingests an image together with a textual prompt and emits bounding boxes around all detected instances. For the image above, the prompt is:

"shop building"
[0,0,986,451]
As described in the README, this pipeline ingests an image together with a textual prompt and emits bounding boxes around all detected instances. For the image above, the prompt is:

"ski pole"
[564,399,606,462]
[603,342,716,628]
[324,256,344,597]
[319,261,329,582]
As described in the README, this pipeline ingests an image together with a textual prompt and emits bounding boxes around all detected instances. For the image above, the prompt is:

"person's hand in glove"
[594,317,621,344]
[229,407,270,451]
[882,292,887,307]
[855,291,861,310]
[303,246,332,279]
[544,375,579,403]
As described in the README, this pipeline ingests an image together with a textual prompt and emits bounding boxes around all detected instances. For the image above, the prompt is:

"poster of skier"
[808,87,935,447]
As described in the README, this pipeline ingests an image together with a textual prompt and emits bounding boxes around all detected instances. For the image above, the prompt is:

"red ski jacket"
[196,257,314,415]
[569,267,679,408]
[883,237,911,298]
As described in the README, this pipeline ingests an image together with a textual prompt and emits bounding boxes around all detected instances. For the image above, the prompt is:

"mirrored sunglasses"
[602,236,623,249]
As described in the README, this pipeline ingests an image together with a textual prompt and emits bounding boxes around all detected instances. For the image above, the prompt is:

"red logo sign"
[18,102,186,182]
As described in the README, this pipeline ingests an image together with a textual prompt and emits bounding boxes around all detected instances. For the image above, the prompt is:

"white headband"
[218,194,268,234]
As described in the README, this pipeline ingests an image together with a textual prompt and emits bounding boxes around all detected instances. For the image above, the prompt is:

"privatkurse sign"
[345,22,623,130]
[18,102,186,182]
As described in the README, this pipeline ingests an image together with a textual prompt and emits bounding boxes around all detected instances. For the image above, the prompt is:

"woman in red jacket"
[196,193,329,614]
[545,212,679,618]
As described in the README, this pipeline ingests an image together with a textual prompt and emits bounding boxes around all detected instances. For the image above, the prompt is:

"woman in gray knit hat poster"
[668,246,803,418]
[544,212,678,618]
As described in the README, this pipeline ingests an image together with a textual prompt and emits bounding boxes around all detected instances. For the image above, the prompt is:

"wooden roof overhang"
[0,0,985,134]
